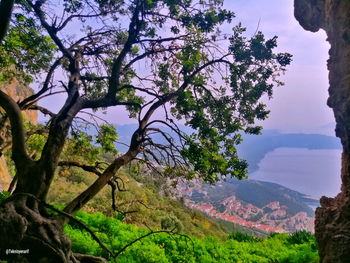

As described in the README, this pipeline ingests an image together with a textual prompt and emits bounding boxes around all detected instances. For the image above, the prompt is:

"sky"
[224,0,333,135]
[39,0,335,135]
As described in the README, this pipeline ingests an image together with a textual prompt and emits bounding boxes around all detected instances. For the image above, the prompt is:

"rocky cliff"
[294,1,350,262]
[0,79,37,191]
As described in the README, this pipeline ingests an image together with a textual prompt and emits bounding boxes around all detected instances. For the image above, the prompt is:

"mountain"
[178,178,318,233]
[112,124,341,173]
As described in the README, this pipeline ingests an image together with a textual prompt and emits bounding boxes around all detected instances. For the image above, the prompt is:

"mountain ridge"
[110,124,341,173]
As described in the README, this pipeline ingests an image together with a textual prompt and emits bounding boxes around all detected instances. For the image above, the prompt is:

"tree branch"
[140,55,231,126]
[58,161,102,176]
[123,46,182,72]
[0,0,14,42]
[107,0,143,97]
[19,58,63,108]
[114,230,175,258]
[0,90,32,167]
[27,1,74,62]
[63,140,140,214]
[56,13,102,32]
[58,160,126,212]
[27,105,56,117]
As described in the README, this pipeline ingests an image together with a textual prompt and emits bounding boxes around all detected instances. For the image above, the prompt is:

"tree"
[0,0,291,262]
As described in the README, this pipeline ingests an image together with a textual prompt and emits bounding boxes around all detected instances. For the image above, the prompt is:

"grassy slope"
[65,210,319,263]
[48,167,243,240]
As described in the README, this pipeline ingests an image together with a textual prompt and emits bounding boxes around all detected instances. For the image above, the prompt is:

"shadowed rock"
[294,1,350,262]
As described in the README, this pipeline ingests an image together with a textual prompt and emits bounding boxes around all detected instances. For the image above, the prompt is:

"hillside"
[47,167,268,240]
[178,178,317,233]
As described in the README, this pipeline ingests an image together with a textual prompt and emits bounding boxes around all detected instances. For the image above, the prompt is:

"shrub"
[160,215,184,233]
[287,230,315,245]
[228,231,262,242]
[64,210,319,263]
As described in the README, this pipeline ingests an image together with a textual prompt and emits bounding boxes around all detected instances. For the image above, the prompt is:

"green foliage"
[287,230,316,245]
[65,210,319,263]
[228,231,262,243]
[9,0,292,186]
[69,130,100,163]
[160,215,184,233]
[96,124,119,154]
[24,122,48,160]
[163,19,292,182]
[0,11,55,83]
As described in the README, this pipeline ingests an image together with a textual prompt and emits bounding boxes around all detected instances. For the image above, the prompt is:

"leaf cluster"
[0,12,55,83]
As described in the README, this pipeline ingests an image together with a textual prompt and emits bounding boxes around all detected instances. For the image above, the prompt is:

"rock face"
[0,79,37,192]
[294,1,350,262]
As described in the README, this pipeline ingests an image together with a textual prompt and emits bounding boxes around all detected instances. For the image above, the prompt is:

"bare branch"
[81,75,109,82]
[27,90,66,108]
[82,97,141,110]
[19,58,63,108]
[58,160,127,212]
[137,34,190,44]
[114,227,194,259]
[58,161,102,176]
[56,13,102,32]
[114,230,175,258]
[27,105,56,117]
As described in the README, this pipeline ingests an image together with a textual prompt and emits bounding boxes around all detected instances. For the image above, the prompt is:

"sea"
[250,148,342,199]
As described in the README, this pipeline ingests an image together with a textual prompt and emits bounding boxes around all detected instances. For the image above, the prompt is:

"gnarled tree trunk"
[294,0,350,262]
[0,194,74,262]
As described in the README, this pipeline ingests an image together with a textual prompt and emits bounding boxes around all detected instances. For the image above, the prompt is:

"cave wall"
[294,0,350,262]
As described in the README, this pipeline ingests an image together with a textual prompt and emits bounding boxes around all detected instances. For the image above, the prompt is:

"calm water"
[250,148,342,198]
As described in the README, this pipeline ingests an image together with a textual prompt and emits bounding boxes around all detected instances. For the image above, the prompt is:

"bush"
[228,231,262,242]
[160,215,184,233]
[287,230,315,245]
